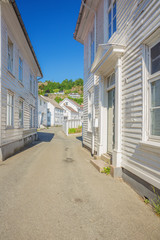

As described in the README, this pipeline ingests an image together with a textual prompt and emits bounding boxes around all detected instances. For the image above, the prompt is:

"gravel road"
[0,127,160,240]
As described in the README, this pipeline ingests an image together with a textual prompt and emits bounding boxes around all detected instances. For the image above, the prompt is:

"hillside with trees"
[38,78,83,105]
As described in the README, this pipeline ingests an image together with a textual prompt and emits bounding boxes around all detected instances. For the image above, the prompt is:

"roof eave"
[10,0,43,78]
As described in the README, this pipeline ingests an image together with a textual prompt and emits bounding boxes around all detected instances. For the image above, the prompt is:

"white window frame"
[88,90,93,132]
[7,92,14,127]
[148,41,160,140]
[19,57,23,82]
[7,37,13,73]
[30,106,33,128]
[19,99,24,128]
[30,74,32,93]
[108,0,117,40]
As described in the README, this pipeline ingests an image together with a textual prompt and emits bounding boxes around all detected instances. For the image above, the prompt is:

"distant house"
[74,0,160,199]
[60,98,83,120]
[68,93,81,99]
[38,95,64,127]
[0,1,43,161]
[55,91,64,95]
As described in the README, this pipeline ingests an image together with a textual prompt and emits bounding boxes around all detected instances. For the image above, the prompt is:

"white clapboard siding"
[82,0,160,187]
[0,3,39,146]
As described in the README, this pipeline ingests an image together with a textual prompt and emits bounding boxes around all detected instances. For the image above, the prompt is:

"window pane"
[113,1,116,17]
[151,108,160,136]
[108,10,111,24]
[151,80,160,107]
[151,42,160,74]
[109,25,111,39]
[113,17,116,33]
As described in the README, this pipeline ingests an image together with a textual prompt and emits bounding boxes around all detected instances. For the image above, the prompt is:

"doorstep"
[90,159,109,173]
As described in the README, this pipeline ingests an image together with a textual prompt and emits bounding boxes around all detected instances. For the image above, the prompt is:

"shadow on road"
[37,132,54,142]
[76,136,82,142]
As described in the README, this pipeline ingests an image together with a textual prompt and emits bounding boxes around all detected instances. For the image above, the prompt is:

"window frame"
[7,37,14,74]
[7,92,14,128]
[88,90,93,132]
[148,41,160,140]
[19,99,24,128]
[19,56,23,82]
[108,0,117,40]
[30,74,32,93]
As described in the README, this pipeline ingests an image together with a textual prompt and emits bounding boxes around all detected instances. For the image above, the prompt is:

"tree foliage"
[39,78,83,95]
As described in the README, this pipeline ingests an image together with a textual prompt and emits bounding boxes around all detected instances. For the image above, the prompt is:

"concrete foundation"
[122,168,160,202]
[0,133,37,161]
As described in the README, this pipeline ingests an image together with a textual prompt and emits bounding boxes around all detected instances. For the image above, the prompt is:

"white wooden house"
[0,0,43,160]
[74,0,160,199]
[60,98,83,120]
[38,95,64,127]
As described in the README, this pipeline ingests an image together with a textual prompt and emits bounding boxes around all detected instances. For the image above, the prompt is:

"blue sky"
[16,0,83,83]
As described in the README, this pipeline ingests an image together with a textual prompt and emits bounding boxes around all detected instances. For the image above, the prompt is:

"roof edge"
[9,0,43,78]
[73,0,86,43]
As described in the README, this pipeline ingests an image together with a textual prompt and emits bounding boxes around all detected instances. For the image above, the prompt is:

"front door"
[107,88,115,153]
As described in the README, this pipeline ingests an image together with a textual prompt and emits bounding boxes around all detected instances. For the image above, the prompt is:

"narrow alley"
[0,127,159,240]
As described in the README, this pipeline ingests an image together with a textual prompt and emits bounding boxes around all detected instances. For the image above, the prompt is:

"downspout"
[81,0,96,156]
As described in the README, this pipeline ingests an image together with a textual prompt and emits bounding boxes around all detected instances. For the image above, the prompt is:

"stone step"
[90,159,109,173]
[101,153,111,164]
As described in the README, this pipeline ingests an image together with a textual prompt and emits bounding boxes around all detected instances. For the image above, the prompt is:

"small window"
[88,91,93,132]
[151,42,160,75]
[33,109,36,128]
[150,80,160,136]
[108,0,117,40]
[7,93,14,127]
[148,41,160,138]
[30,107,33,128]
[7,38,13,73]
[19,100,23,127]
[19,57,23,82]
[40,99,42,106]
[107,72,115,88]
[30,74,32,92]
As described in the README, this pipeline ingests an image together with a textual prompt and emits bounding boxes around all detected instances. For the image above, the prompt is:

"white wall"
[0,2,40,147]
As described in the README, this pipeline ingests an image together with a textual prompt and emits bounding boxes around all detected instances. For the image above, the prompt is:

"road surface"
[0,127,160,240]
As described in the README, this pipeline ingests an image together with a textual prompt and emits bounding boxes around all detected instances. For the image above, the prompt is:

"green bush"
[68,126,82,134]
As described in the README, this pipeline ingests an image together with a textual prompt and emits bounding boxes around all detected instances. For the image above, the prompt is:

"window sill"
[7,70,15,79]
[6,126,14,130]
[140,140,160,149]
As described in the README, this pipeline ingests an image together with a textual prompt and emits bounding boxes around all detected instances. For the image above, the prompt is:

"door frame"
[98,58,122,168]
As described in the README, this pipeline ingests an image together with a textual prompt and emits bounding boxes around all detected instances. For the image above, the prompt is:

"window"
[151,42,160,74]
[34,79,36,96]
[108,0,117,39]
[7,38,13,73]
[91,28,95,65]
[7,93,14,127]
[88,91,93,132]
[19,100,23,127]
[107,72,115,88]
[30,107,33,128]
[33,109,36,128]
[149,42,160,137]
[19,57,23,82]
[40,99,42,106]
[30,74,32,92]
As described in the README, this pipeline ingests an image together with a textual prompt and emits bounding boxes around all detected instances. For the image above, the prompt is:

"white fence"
[63,119,82,136]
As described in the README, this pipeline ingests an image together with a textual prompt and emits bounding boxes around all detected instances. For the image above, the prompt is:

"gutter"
[73,0,86,41]
[9,0,43,78]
